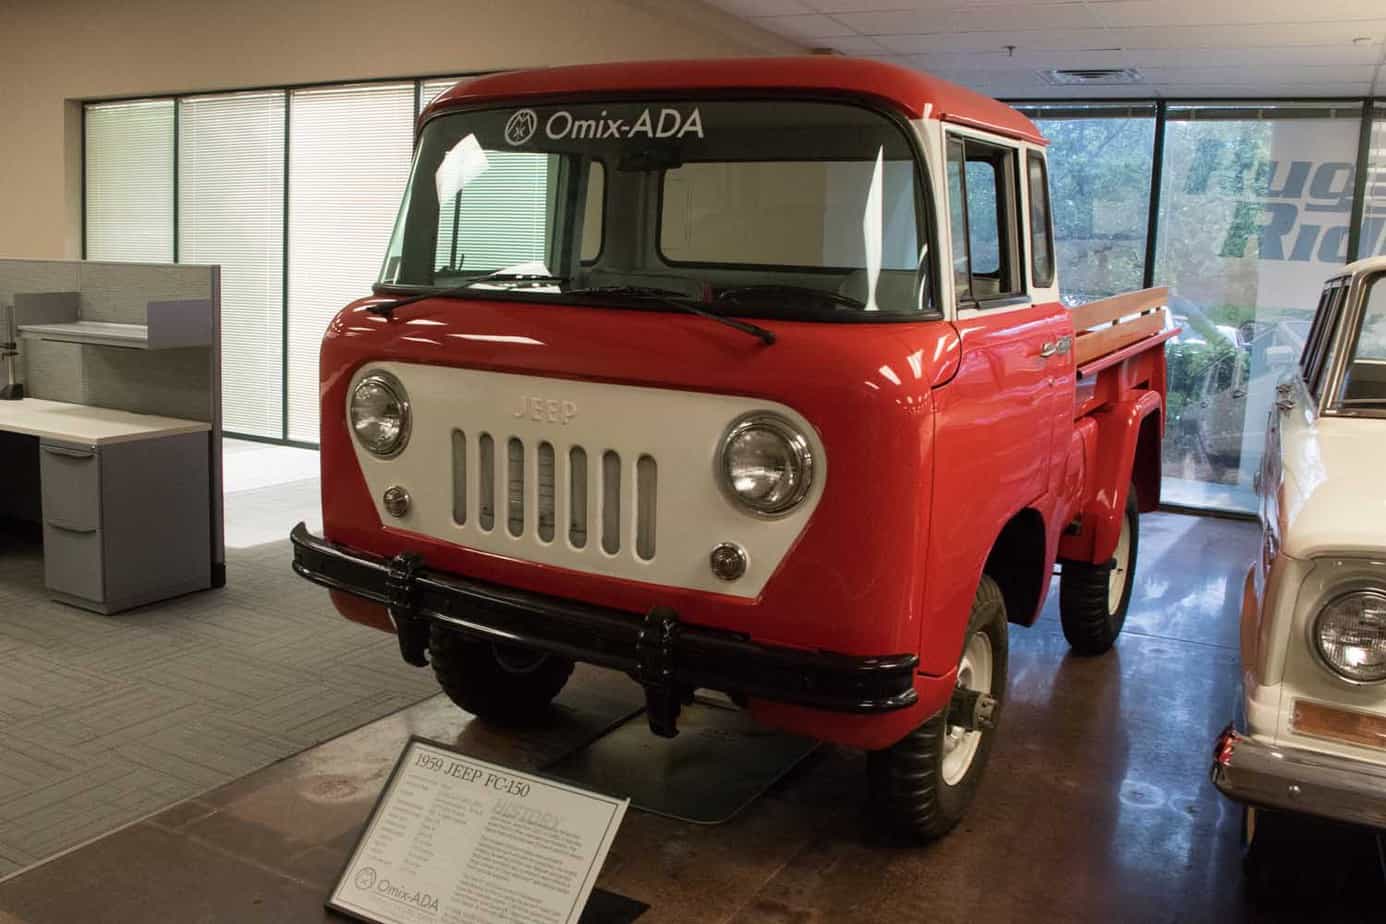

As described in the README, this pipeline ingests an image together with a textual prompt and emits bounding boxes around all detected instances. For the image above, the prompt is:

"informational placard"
[328,737,629,924]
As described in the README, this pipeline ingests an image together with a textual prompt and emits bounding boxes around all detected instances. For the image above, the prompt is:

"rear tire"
[1059,485,1139,656]
[428,625,574,726]
[867,575,1008,842]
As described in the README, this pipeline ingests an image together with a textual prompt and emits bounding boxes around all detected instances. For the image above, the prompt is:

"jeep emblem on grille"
[514,396,577,424]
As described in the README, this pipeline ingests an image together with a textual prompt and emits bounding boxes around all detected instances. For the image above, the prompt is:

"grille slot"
[636,455,657,561]
[569,447,588,548]
[451,430,467,525]
[601,451,621,554]
[507,438,525,537]
[478,433,495,532]
[537,442,555,543]
[450,437,654,559]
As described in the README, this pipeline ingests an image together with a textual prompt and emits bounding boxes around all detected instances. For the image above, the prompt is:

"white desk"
[0,398,209,447]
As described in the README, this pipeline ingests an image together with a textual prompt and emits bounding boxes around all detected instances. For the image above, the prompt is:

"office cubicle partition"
[0,258,225,587]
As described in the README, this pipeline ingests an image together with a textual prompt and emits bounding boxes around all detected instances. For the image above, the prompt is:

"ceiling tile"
[1092,0,1386,29]
[704,0,812,17]
[751,12,858,38]
[833,4,1102,36]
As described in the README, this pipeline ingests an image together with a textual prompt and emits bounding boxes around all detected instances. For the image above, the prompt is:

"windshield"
[1337,273,1386,409]
[380,99,932,318]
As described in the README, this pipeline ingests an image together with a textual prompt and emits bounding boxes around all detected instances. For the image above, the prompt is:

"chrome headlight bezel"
[349,370,412,459]
[1311,588,1386,686]
[717,412,815,518]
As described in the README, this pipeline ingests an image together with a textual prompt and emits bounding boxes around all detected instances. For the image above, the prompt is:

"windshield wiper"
[566,286,776,346]
[715,284,867,312]
[368,274,569,318]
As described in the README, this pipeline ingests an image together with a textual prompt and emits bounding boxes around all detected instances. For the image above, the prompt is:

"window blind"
[286,83,415,444]
[419,78,466,113]
[85,100,175,262]
[178,91,286,439]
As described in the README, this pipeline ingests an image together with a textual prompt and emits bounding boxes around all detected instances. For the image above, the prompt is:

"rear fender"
[1059,390,1162,566]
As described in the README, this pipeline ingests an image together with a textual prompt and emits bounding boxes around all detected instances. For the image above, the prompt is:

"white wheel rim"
[943,631,993,786]
[1108,513,1133,614]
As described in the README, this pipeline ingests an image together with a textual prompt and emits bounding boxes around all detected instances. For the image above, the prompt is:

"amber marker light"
[1292,699,1386,752]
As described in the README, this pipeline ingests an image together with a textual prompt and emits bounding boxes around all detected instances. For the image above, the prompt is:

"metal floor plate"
[542,697,819,825]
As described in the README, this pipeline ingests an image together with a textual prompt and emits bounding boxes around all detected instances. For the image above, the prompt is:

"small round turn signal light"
[709,542,748,582]
[382,485,411,518]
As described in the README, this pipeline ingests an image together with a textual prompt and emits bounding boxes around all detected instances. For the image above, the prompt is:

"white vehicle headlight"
[1314,590,1386,684]
[350,371,411,458]
[719,414,814,517]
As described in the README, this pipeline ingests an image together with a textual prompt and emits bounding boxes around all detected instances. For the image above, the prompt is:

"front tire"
[1059,485,1139,655]
[428,626,574,726]
[867,575,1008,842]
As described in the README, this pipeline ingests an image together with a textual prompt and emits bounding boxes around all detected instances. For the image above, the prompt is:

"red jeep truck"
[291,57,1173,840]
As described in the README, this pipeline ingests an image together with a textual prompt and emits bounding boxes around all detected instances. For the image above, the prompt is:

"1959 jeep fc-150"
[291,57,1173,840]
[1213,256,1386,889]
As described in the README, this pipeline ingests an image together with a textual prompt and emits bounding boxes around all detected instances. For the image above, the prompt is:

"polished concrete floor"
[1,512,1382,922]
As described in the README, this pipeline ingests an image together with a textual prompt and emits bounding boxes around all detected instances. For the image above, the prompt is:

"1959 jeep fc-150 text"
[291,57,1173,840]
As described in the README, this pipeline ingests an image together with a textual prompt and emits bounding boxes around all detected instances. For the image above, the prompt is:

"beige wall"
[0,0,801,259]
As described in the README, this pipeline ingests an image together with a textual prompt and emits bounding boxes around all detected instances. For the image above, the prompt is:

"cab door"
[919,131,1068,673]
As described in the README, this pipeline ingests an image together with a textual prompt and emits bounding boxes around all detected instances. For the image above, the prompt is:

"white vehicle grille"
[347,362,824,599]
[451,431,658,562]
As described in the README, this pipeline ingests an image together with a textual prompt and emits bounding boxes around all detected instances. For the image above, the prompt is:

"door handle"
[1039,342,1058,358]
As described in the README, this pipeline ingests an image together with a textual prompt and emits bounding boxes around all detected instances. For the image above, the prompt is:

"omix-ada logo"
[504,109,539,146]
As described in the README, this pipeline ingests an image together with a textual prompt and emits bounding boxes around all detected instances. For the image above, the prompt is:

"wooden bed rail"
[1069,286,1169,367]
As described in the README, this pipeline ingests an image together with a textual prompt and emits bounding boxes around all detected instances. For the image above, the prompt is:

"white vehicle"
[1212,256,1386,890]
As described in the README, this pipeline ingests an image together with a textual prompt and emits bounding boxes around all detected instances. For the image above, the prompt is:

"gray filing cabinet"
[41,431,211,614]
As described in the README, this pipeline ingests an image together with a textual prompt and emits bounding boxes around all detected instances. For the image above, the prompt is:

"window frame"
[382,91,944,322]
[1323,270,1386,416]
[1025,150,1056,290]
[945,130,1027,311]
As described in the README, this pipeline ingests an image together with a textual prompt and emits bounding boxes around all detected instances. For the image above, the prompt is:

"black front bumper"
[290,523,918,736]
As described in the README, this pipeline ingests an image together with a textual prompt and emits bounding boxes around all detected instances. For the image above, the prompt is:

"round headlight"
[350,371,411,458]
[719,414,814,517]
[1314,590,1386,684]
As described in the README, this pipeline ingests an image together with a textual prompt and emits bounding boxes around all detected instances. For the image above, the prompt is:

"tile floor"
[7,512,1381,922]
[0,440,435,879]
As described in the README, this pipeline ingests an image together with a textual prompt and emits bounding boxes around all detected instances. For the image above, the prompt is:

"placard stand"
[542,696,818,825]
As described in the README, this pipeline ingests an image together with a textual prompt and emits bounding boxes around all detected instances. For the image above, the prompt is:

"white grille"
[452,431,658,561]
[347,362,824,598]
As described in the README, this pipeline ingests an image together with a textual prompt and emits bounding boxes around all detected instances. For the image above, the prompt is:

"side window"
[1305,285,1349,399]
[1026,152,1055,289]
[946,134,1021,306]
[946,139,970,301]
[1300,287,1333,378]
[1339,275,1386,406]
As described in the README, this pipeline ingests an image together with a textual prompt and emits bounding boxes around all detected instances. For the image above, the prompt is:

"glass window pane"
[435,149,554,275]
[85,100,174,262]
[1360,108,1386,260]
[1340,276,1386,406]
[580,163,605,263]
[1027,153,1055,288]
[946,139,970,302]
[1155,104,1362,512]
[965,159,1001,275]
[1024,107,1155,305]
[179,91,285,440]
[287,83,414,444]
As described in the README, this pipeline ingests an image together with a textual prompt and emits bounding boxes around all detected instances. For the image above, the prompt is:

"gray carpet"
[0,531,438,879]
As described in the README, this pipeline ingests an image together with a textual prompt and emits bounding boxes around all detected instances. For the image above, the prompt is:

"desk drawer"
[40,441,101,533]
[43,521,104,603]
